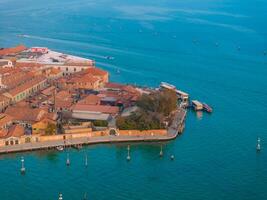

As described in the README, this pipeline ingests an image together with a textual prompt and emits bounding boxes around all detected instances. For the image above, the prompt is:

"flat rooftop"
[16,49,94,66]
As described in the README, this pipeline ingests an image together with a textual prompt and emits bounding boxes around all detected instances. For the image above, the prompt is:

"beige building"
[3,76,47,104]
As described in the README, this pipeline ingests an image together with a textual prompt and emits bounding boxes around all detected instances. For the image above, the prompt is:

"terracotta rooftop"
[2,70,32,89]
[0,124,25,139]
[41,86,56,96]
[55,91,73,109]
[15,62,43,68]
[7,124,24,138]
[86,67,108,76]
[0,94,10,102]
[105,82,125,90]
[7,75,46,96]
[50,68,61,75]
[0,67,16,75]
[0,45,27,56]
[56,90,71,99]
[78,95,101,105]
[0,114,13,128]
[72,104,119,114]
[5,106,46,122]
[0,129,8,139]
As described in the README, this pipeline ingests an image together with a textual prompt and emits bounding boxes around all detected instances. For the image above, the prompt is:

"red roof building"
[0,45,27,56]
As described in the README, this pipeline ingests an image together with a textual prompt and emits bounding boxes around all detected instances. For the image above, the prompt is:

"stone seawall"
[0,109,186,154]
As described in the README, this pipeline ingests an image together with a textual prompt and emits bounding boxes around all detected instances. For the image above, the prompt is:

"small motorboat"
[56,146,64,151]
[17,34,29,38]
[203,103,213,113]
[105,56,114,60]
[116,68,120,74]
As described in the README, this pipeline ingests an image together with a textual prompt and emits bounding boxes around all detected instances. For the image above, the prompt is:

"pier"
[0,109,186,154]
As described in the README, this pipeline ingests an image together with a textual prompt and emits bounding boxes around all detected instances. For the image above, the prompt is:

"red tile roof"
[86,67,108,76]
[7,124,24,138]
[78,95,101,105]
[0,114,13,128]
[72,104,119,114]
[105,82,125,90]
[69,74,99,84]
[7,75,46,96]
[5,106,46,122]
[55,91,73,109]
[15,62,43,68]
[0,45,27,56]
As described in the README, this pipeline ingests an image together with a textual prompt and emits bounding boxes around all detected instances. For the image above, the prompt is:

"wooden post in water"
[85,154,88,167]
[20,156,26,174]
[58,193,63,200]
[126,145,131,161]
[159,144,163,157]
[66,153,70,166]
[256,137,261,152]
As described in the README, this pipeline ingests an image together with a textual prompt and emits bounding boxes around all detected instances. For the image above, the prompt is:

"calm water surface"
[0,0,267,199]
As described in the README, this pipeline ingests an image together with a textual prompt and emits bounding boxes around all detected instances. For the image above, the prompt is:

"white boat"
[56,146,64,151]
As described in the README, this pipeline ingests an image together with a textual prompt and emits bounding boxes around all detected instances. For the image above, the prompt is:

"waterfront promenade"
[0,109,186,154]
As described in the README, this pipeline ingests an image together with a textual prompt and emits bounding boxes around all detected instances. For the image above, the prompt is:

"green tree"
[45,123,56,135]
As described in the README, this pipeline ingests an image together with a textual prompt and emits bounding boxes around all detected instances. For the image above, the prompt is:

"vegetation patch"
[116,89,177,130]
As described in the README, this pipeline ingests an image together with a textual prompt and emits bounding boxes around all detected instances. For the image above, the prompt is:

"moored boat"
[192,100,203,111]
[203,103,213,113]
[56,146,64,151]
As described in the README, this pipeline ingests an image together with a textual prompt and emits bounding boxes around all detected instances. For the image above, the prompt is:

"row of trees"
[137,89,177,116]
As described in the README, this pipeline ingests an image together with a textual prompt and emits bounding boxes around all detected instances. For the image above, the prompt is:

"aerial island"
[0,45,187,154]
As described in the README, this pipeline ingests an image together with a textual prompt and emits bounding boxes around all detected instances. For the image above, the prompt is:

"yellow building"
[32,118,56,135]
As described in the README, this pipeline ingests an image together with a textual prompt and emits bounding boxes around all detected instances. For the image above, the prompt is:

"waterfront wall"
[0,128,167,147]
[118,129,167,136]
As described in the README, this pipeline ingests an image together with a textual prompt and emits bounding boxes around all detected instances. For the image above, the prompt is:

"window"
[74,68,76,72]
[5,141,9,146]
[66,67,68,71]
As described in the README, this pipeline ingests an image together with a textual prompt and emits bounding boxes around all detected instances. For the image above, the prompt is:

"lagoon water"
[0,0,267,199]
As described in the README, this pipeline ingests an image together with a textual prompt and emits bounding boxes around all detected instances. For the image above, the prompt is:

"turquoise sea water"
[0,0,267,199]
